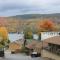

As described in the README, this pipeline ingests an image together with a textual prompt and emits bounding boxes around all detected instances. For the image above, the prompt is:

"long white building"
[41,32,60,40]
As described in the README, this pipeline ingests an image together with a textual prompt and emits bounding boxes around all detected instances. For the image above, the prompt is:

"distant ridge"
[9,13,60,19]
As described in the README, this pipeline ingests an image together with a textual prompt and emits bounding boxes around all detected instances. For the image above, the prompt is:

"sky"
[0,0,60,16]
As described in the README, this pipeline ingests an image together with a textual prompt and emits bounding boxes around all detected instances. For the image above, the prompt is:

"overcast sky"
[0,0,60,16]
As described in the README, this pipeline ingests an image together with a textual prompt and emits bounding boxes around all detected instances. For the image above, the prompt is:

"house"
[8,33,24,42]
[25,40,38,49]
[41,32,60,40]
[33,34,39,40]
[34,42,42,54]
[25,40,43,55]
[33,32,60,41]
[9,40,24,53]
[9,42,21,50]
[41,36,60,60]
[25,40,39,55]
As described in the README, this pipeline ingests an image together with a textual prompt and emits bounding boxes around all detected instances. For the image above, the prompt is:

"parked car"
[0,48,4,57]
[31,52,41,57]
[11,50,15,54]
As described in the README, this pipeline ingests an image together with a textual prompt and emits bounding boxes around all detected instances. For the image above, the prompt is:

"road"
[0,52,44,60]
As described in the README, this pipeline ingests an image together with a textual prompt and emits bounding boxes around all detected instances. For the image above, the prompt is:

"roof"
[9,42,20,46]
[26,40,38,49]
[35,42,42,48]
[44,36,60,45]
[9,39,24,45]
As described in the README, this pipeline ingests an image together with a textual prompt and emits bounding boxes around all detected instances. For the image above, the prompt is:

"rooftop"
[44,36,60,45]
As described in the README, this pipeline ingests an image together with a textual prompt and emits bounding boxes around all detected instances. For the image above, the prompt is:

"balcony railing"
[44,46,60,55]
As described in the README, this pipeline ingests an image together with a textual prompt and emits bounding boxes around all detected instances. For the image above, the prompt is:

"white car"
[31,52,41,57]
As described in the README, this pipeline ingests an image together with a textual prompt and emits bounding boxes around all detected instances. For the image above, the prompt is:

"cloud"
[0,0,60,16]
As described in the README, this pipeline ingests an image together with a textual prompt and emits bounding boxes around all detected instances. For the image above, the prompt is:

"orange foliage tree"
[0,27,8,40]
[37,19,55,32]
[0,27,8,47]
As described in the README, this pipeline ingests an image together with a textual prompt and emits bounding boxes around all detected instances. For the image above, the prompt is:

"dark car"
[0,48,4,57]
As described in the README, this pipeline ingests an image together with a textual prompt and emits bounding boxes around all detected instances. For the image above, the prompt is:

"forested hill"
[9,13,60,19]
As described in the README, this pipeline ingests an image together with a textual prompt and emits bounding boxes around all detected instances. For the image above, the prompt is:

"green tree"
[24,27,33,39]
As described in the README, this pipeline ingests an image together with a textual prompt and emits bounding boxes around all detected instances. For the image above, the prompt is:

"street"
[0,52,44,60]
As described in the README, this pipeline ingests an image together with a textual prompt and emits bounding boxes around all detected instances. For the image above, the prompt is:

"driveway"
[0,51,44,60]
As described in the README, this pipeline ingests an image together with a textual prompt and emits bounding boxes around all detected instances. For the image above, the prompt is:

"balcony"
[44,43,60,55]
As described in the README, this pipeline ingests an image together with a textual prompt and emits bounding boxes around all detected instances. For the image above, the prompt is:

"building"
[41,32,60,40]
[25,40,43,55]
[9,42,21,50]
[8,33,24,42]
[33,34,39,40]
[42,36,60,60]
[34,42,42,54]
[26,40,38,49]
[33,32,60,41]
[9,40,24,53]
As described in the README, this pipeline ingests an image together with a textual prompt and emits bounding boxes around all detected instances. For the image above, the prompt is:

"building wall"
[8,33,24,42]
[34,42,42,53]
[41,32,60,40]
[9,43,22,51]
[41,50,60,60]
[33,34,39,40]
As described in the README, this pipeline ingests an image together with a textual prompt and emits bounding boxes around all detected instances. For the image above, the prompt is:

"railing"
[44,46,60,55]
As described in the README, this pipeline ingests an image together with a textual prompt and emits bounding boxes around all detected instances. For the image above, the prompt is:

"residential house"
[42,36,60,60]
[41,32,60,40]
[9,39,24,53]
[34,42,42,54]
[26,40,38,49]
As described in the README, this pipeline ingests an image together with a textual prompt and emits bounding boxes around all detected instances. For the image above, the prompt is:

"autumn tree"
[37,19,55,32]
[0,27,9,48]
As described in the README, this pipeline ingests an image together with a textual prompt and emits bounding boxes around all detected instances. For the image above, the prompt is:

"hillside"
[9,13,60,19]
[0,13,60,32]
[8,13,60,23]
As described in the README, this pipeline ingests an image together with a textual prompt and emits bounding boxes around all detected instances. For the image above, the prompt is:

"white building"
[33,34,39,40]
[8,33,24,42]
[41,32,60,40]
